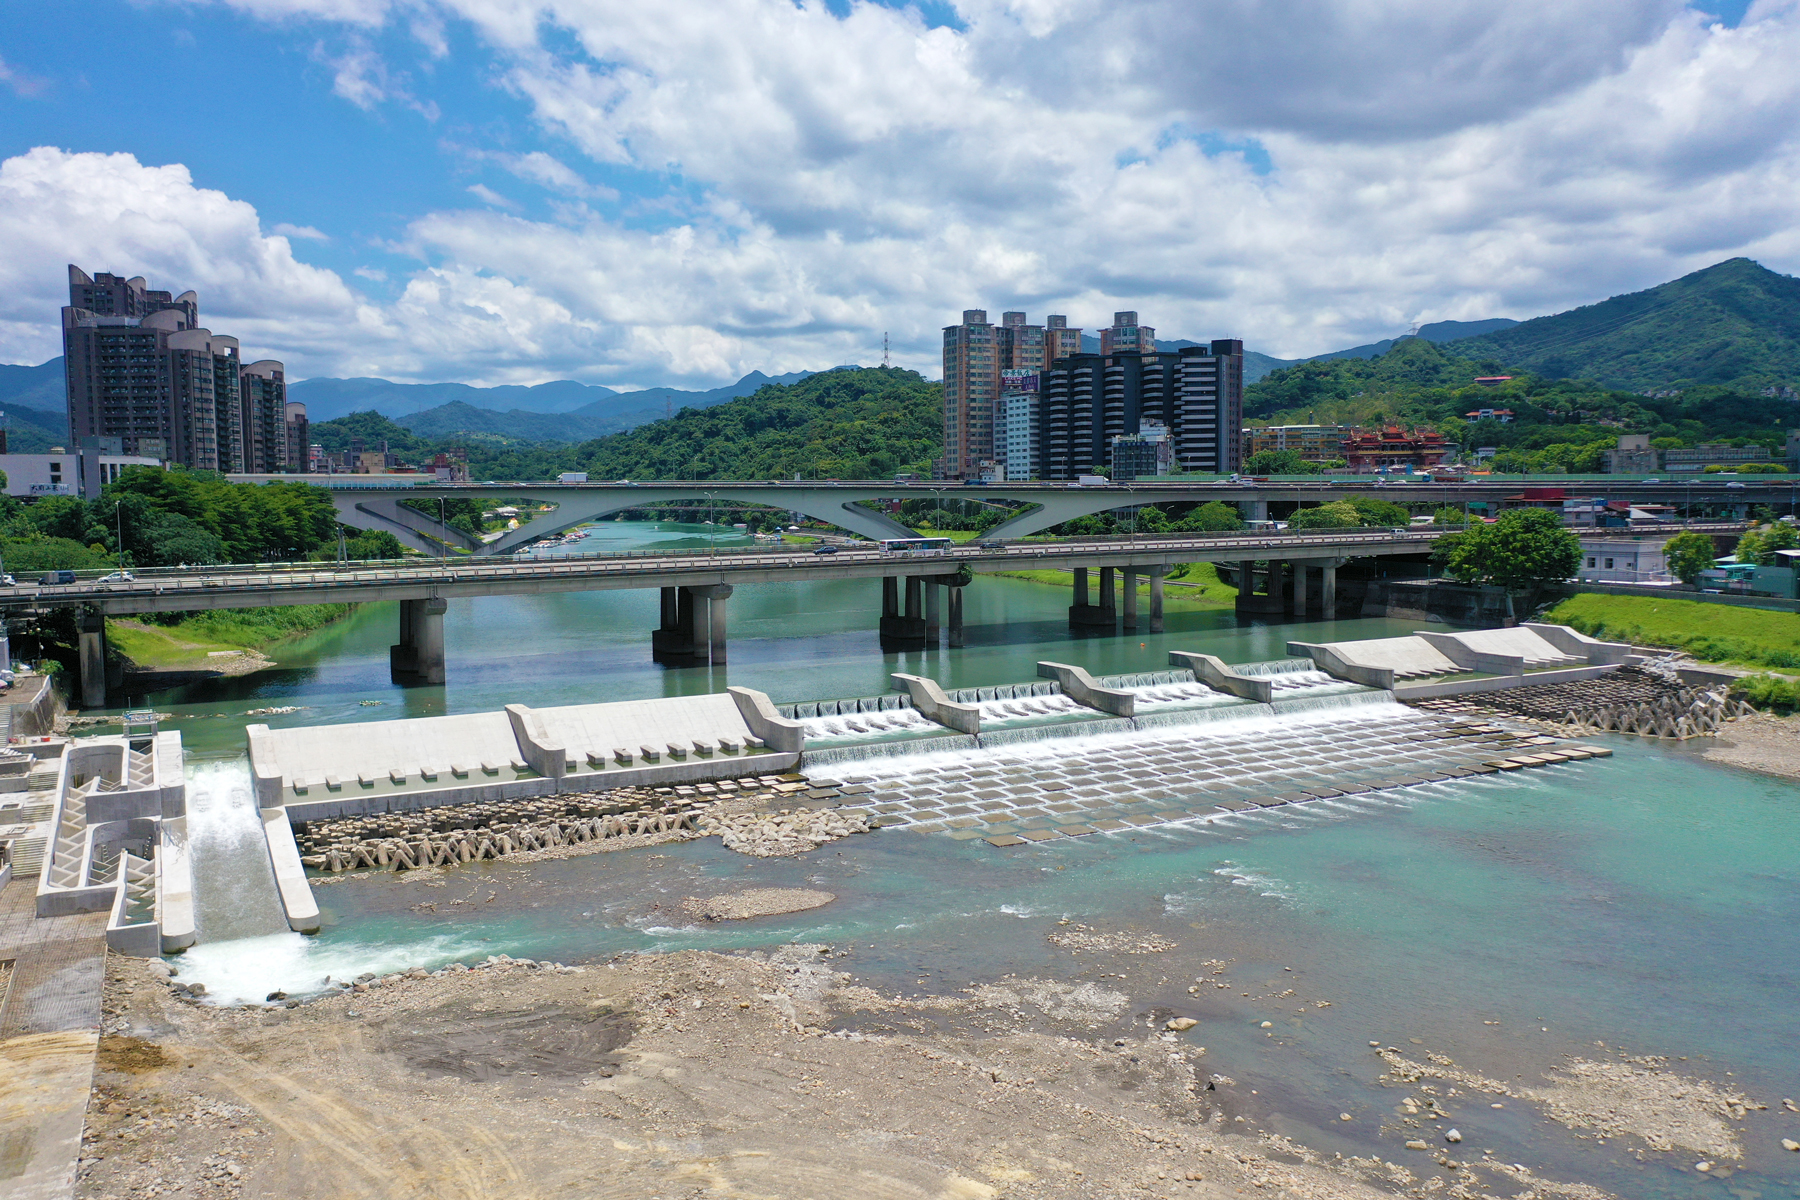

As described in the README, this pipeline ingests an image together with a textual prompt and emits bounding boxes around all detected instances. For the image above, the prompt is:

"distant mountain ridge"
[1076,320,1519,383]
[1440,258,1800,390]
[288,369,817,426]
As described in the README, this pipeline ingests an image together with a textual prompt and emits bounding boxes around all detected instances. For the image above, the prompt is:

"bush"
[1730,673,1800,714]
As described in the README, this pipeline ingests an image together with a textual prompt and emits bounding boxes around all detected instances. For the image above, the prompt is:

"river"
[110,521,1800,1200]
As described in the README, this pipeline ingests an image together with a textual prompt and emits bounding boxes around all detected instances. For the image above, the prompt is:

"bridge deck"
[1,530,1443,615]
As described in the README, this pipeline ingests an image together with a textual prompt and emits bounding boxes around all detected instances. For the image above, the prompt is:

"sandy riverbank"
[74,920,1783,1200]
[1700,710,1800,781]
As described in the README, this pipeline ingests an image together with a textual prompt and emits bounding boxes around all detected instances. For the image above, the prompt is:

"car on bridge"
[812,544,840,555]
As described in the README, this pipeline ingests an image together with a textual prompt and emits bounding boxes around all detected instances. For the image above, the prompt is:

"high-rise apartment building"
[942,309,1083,478]
[284,401,310,473]
[941,309,997,478]
[1038,339,1243,480]
[1045,315,1082,364]
[63,265,298,472]
[1099,312,1155,357]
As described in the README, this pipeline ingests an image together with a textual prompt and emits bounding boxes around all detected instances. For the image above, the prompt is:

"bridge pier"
[390,597,447,685]
[654,585,731,664]
[1321,564,1337,616]
[1242,499,1269,523]
[925,580,941,644]
[79,610,107,708]
[947,584,965,648]
[1235,558,1287,615]
[1070,564,1114,629]
[880,575,927,648]
[1149,567,1164,633]
[1122,569,1138,631]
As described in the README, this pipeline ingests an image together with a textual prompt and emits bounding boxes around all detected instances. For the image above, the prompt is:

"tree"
[1736,522,1796,565]
[1431,505,1471,526]
[1436,507,1580,590]
[1346,495,1411,527]
[1663,531,1717,583]
[1244,449,1321,476]
[1288,501,1362,530]
[1178,501,1244,532]
[1734,529,1766,565]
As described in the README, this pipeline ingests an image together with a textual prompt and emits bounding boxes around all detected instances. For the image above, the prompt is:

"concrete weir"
[246,687,803,819]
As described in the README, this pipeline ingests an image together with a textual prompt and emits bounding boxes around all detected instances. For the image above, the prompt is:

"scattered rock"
[702,808,872,857]
[1164,1017,1198,1032]
[1405,1140,1429,1152]
[1781,1139,1799,1153]
[683,889,836,921]
[1445,1128,1462,1143]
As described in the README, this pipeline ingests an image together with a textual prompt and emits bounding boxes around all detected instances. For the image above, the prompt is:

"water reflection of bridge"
[2,528,1444,706]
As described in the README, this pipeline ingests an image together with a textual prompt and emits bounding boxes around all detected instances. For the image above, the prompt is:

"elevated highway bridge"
[228,474,1780,556]
[8,527,1456,707]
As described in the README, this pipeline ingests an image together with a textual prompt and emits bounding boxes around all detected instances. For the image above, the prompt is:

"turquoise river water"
[104,522,1799,1200]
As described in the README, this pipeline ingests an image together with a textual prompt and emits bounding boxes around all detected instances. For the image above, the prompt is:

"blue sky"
[0,0,1795,387]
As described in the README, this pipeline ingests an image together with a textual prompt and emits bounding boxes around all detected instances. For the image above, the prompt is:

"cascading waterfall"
[185,759,291,943]
[1231,658,1321,677]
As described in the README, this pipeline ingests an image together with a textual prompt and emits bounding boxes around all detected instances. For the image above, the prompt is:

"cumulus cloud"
[9,0,1800,387]
[0,147,383,374]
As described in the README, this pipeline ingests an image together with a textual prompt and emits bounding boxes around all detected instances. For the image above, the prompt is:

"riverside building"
[941,309,1080,479]
[1037,340,1244,480]
[62,265,299,473]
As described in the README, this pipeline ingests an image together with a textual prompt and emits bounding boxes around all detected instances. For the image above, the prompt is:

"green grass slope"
[1443,258,1800,391]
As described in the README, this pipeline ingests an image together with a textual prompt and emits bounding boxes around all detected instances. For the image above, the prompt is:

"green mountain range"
[1442,258,1800,391]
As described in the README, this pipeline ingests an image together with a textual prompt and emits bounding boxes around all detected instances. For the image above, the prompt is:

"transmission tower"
[882,332,890,368]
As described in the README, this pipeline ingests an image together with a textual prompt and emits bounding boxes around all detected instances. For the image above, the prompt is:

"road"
[0,527,1452,616]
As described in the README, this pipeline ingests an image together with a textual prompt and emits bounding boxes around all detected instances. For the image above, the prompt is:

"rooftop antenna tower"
[882,332,890,369]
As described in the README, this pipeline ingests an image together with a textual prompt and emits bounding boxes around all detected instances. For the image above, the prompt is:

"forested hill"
[1441,258,1800,391]
[576,367,939,480]
[312,367,942,481]
[1244,335,1800,472]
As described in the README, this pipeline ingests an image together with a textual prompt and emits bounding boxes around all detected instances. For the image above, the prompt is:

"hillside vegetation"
[1545,593,1800,669]
[1244,337,1798,472]
[1443,258,1800,392]
[315,367,940,481]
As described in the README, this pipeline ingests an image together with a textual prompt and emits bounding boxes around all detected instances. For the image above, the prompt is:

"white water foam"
[172,928,492,1007]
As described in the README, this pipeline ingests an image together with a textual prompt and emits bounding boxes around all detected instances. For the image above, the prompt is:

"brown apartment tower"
[941,309,1080,478]
[62,265,299,472]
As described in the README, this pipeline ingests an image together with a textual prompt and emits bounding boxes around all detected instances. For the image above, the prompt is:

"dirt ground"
[74,923,1781,1200]
[1701,710,1800,780]
[72,945,1435,1200]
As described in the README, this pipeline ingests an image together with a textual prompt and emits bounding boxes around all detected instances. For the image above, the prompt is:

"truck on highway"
[558,472,589,484]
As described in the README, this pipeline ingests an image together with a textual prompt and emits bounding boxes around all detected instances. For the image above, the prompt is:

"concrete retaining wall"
[1167,652,1273,703]
[1362,580,1514,626]
[1036,662,1136,717]
[1522,622,1633,664]
[1412,631,1526,677]
[1285,641,1399,690]
[261,807,321,934]
[889,673,981,734]
[1393,664,1617,700]
[158,816,195,951]
[728,688,805,753]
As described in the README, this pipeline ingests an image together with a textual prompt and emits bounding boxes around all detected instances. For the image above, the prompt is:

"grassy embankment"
[1545,593,1800,669]
[107,605,355,671]
[993,562,1239,611]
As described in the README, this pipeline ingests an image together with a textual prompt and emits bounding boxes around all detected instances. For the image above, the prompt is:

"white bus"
[877,537,955,556]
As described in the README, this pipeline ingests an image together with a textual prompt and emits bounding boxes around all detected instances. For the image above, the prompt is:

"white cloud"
[316,36,440,120]
[0,53,50,98]
[354,266,389,281]
[0,147,385,375]
[465,183,519,208]
[272,222,329,241]
[13,0,1800,389]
